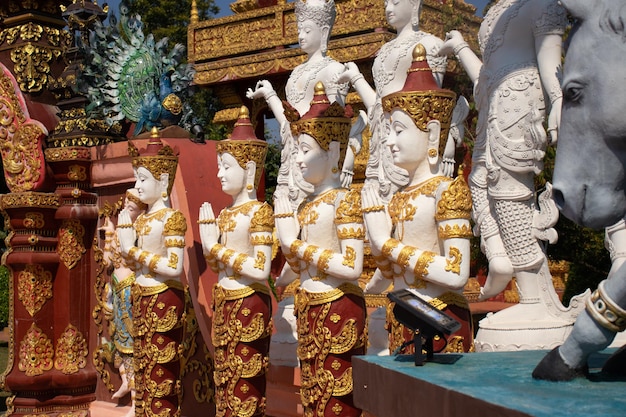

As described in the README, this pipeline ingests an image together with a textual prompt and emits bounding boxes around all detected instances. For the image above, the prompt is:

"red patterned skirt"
[295,283,367,417]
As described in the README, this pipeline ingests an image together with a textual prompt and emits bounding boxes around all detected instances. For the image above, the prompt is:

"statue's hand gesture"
[246,80,275,101]
[440,30,465,56]
[361,184,391,250]
[337,62,361,85]
[116,209,136,255]
[199,202,219,253]
[274,192,299,245]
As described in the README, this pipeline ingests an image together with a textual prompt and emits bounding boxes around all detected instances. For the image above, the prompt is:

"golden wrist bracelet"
[381,238,400,258]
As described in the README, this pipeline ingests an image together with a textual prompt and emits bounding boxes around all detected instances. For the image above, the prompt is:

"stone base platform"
[353,349,626,417]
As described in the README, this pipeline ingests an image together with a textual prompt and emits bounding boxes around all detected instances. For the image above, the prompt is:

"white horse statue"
[533,0,626,380]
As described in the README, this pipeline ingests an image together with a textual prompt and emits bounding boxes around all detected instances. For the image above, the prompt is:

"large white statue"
[273,82,366,417]
[533,0,626,380]
[338,0,450,201]
[246,0,349,208]
[363,45,474,354]
[199,106,274,415]
[117,133,190,417]
[439,0,586,350]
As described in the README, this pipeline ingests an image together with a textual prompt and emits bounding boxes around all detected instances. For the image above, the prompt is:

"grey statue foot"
[602,344,626,376]
[532,347,588,381]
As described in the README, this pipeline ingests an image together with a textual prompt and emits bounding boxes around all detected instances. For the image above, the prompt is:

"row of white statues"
[97,0,626,415]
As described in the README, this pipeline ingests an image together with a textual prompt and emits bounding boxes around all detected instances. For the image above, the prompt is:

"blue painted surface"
[359,349,626,417]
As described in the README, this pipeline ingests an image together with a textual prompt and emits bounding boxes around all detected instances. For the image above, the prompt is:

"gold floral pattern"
[19,323,53,376]
[58,219,86,270]
[54,324,88,374]
[18,264,52,316]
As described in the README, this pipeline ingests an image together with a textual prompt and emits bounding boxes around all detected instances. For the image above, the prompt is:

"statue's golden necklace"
[297,188,340,240]
[218,200,258,246]
[389,176,448,241]
[134,208,170,238]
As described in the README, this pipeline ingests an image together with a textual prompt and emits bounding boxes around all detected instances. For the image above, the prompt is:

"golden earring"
[428,148,438,158]
[331,166,338,174]
[161,192,167,198]
[247,184,253,191]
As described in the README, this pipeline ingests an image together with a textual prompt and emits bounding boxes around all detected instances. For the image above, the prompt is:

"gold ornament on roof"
[216,107,268,188]
[128,135,179,194]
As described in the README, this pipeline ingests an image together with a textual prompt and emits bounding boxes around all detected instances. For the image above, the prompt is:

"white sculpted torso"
[134,208,183,287]
[216,201,271,290]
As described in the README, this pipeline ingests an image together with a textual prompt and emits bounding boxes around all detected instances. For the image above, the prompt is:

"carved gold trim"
[18,323,54,376]
[54,324,88,375]
[58,218,86,270]
[0,192,59,209]
[18,264,53,317]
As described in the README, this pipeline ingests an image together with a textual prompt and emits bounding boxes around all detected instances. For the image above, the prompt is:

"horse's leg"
[533,265,626,380]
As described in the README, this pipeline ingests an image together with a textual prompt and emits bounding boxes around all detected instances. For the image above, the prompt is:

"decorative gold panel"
[54,324,88,375]
[18,323,54,377]
[0,192,59,210]
[58,218,86,270]
[17,264,53,317]
[23,212,45,229]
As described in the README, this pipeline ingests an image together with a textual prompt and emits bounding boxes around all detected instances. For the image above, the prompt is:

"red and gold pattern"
[58,218,86,270]
[132,281,187,417]
[17,264,53,317]
[54,324,88,374]
[18,322,54,376]
[294,284,366,417]
[212,283,272,417]
[386,291,474,354]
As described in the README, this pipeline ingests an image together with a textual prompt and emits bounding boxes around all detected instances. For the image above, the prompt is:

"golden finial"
[191,0,199,24]
[239,105,249,119]
[413,44,427,62]
[314,81,325,95]
[150,126,159,139]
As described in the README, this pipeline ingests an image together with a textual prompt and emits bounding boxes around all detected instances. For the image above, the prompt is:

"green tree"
[127,0,219,47]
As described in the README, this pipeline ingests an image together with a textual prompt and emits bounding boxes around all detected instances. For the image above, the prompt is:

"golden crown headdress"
[216,106,268,188]
[382,44,457,156]
[286,81,353,169]
[128,128,179,194]
[295,0,336,29]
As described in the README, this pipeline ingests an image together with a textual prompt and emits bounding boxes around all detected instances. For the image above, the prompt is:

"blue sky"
[105,0,490,19]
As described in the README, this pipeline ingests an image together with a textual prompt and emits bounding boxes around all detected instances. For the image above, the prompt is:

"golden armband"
[233,253,248,275]
[221,248,236,265]
[148,255,161,273]
[381,238,400,258]
[413,251,436,288]
[317,249,333,272]
[289,239,305,257]
[303,245,319,264]
[397,246,416,270]
[138,251,150,265]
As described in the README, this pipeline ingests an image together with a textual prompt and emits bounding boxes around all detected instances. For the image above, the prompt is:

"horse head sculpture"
[552,0,626,230]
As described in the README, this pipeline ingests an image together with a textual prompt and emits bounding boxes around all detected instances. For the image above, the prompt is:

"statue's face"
[217,152,246,196]
[387,109,428,171]
[296,134,330,186]
[385,0,413,29]
[297,19,323,55]
[124,195,143,222]
[134,167,163,205]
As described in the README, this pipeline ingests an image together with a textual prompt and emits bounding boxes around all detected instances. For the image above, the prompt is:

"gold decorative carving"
[23,212,45,229]
[67,165,87,182]
[58,219,86,270]
[54,324,88,375]
[18,323,54,376]
[18,264,53,317]
[0,192,59,209]
[0,69,47,192]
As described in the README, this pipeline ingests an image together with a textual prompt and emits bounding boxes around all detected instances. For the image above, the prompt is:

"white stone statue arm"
[214,232,274,281]
[361,184,393,251]
[440,31,482,86]
[441,96,470,178]
[535,32,563,144]
[274,192,301,255]
[337,62,377,114]
[274,262,299,288]
[116,209,136,256]
[246,80,287,128]
[365,268,393,294]
[199,202,219,253]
